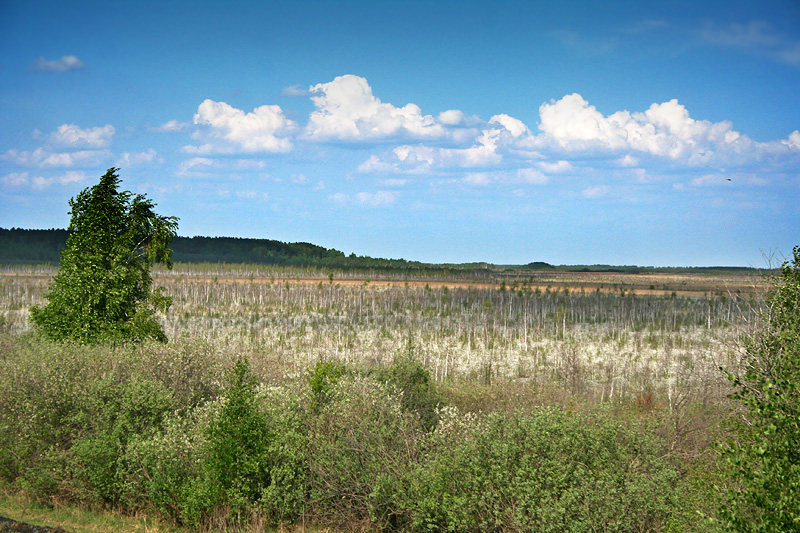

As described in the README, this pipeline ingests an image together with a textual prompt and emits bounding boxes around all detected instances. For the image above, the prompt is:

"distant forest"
[0,227,761,274]
[0,228,435,271]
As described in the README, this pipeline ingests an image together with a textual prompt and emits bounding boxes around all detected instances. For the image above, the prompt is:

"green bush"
[307,359,346,411]
[719,245,800,531]
[307,374,419,530]
[0,333,728,531]
[206,358,273,508]
[0,335,220,511]
[126,406,213,525]
[135,357,309,528]
[377,353,442,431]
[252,382,308,524]
[409,406,679,532]
[0,337,106,491]
[67,375,174,506]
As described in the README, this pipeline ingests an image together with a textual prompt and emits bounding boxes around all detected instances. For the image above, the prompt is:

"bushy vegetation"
[1,255,788,531]
[719,246,800,531]
[0,328,733,531]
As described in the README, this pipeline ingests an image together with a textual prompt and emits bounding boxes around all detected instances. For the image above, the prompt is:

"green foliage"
[67,376,174,506]
[409,406,679,532]
[307,374,418,530]
[206,358,273,507]
[30,168,178,344]
[0,334,220,508]
[174,358,309,527]
[0,332,726,531]
[720,245,800,531]
[307,359,346,411]
[126,406,211,525]
[252,383,308,524]
[377,347,442,431]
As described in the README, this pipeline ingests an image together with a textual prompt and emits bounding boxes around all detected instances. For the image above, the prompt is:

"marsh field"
[0,263,772,531]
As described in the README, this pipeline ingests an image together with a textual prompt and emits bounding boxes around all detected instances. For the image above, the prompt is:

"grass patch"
[0,480,184,532]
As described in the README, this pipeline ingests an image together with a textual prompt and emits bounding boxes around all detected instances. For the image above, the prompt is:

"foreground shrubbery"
[0,333,722,532]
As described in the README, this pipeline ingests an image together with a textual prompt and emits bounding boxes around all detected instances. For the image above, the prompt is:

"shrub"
[252,382,308,524]
[0,337,107,492]
[206,358,274,509]
[66,375,174,506]
[377,353,442,431]
[307,359,346,411]
[409,406,679,532]
[307,374,419,530]
[719,245,800,531]
[126,406,212,525]
[139,357,309,528]
[0,335,220,511]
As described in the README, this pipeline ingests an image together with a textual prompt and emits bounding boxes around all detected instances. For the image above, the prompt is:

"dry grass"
[0,263,762,407]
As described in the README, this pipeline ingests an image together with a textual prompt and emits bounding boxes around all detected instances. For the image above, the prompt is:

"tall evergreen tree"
[31,168,179,344]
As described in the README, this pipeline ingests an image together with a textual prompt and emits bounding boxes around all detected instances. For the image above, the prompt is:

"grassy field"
[0,263,764,394]
[0,263,769,531]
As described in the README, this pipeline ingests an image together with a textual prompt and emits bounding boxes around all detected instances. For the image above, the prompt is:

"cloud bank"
[4,74,798,201]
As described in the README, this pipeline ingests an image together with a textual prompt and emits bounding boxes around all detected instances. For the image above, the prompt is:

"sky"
[1,0,799,267]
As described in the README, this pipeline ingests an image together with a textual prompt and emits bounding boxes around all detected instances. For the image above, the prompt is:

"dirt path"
[0,516,69,533]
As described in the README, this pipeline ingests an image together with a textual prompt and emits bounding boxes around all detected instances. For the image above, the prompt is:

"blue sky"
[1,0,799,267]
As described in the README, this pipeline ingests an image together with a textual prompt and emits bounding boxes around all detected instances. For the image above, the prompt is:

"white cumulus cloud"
[784,130,800,150]
[438,109,466,126]
[537,93,764,165]
[362,128,504,174]
[188,99,295,154]
[305,75,447,141]
[489,114,530,138]
[517,168,549,185]
[537,160,573,173]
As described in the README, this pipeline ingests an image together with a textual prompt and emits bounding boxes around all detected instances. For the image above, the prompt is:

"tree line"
[0,227,765,278]
[2,225,474,274]
[0,227,425,271]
